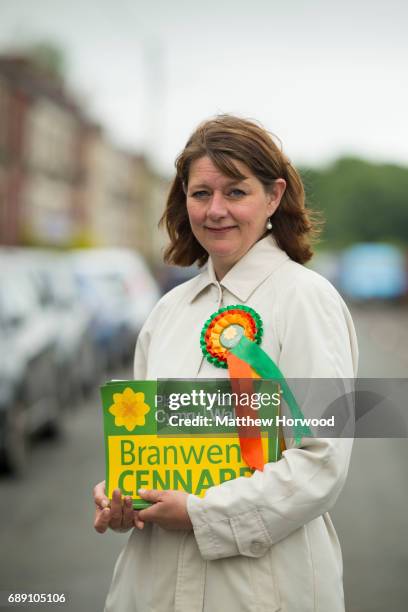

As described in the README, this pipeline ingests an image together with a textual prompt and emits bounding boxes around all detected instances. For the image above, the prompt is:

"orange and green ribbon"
[201,305,311,471]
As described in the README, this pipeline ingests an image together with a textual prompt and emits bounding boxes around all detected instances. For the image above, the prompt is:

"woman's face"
[186,156,285,278]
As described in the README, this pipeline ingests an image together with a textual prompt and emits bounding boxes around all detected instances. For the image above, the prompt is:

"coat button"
[250,540,266,555]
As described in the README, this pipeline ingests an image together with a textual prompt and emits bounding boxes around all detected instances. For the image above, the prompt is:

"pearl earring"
[266,217,273,230]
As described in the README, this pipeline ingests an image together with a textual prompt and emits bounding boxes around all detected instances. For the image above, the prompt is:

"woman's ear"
[267,178,286,215]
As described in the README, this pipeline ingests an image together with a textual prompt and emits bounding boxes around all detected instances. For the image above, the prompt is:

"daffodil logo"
[108,387,150,432]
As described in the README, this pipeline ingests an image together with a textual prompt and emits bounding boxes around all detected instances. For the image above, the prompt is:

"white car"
[71,248,160,365]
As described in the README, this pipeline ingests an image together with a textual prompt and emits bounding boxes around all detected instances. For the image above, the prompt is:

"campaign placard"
[101,379,281,508]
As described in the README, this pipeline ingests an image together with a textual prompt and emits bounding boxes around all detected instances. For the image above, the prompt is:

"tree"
[301,157,408,248]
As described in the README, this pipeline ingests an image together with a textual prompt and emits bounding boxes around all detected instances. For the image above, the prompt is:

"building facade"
[0,54,168,266]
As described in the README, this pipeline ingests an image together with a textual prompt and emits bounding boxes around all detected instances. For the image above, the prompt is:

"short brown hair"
[160,115,322,266]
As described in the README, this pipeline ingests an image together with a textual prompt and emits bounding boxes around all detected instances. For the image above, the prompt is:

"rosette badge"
[200,305,263,368]
[200,305,311,471]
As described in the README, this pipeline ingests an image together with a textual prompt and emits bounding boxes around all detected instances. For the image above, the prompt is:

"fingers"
[94,507,111,534]
[109,489,124,531]
[138,489,164,524]
[138,506,157,524]
[135,489,166,529]
[93,484,152,533]
[138,489,163,504]
[133,510,145,530]
[121,496,134,530]
[93,480,109,509]
[93,485,143,534]
[137,490,192,530]
[93,480,111,534]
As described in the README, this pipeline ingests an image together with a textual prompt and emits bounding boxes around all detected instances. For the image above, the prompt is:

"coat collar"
[188,235,290,303]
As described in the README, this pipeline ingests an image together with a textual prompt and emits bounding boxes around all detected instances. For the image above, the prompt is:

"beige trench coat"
[104,235,358,612]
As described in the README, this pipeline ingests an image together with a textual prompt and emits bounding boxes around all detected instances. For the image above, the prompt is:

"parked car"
[0,254,60,475]
[8,249,99,406]
[71,248,160,368]
[44,258,98,401]
[10,248,99,406]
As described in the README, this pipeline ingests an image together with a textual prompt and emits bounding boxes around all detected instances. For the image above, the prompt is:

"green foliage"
[300,158,408,248]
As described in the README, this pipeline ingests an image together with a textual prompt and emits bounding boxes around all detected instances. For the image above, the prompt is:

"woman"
[94,115,358,612]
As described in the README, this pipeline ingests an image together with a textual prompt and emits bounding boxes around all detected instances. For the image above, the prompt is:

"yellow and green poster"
[101,379,281,508]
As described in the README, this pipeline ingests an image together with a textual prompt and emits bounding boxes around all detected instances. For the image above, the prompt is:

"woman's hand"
[93,481,144,533]
[138,489,193,531]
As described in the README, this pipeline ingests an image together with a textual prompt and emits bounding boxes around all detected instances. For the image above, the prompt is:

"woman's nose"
[207,191,228,218]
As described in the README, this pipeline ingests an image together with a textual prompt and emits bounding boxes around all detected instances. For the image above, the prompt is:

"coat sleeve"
[187,274,359,561]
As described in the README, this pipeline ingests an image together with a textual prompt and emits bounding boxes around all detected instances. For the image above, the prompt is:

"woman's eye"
[191,190,210,199]
[228,189,246,198]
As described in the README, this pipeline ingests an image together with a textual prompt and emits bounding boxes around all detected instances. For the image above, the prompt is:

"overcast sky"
[1,0,407,174]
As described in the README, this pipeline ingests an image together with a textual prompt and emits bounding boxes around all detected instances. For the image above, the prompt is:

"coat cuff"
[187,494,272,561]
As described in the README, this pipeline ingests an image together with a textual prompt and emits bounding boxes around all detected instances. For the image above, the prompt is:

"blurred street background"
[0,1,407,611]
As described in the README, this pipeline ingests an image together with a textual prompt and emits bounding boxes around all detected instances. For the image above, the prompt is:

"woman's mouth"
[205,226,237,233]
